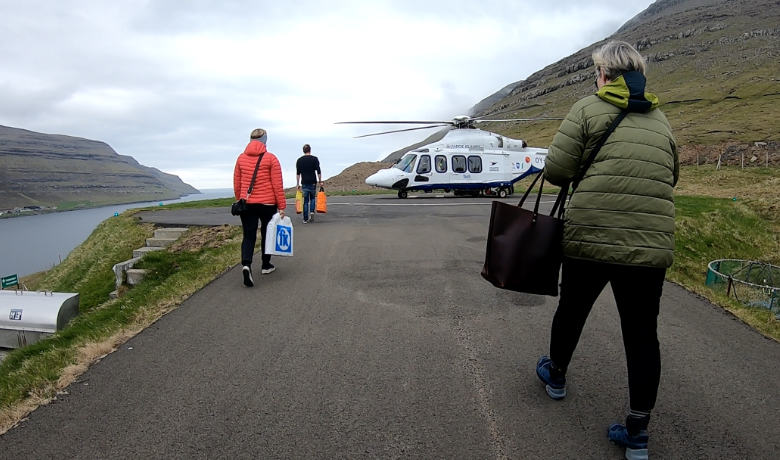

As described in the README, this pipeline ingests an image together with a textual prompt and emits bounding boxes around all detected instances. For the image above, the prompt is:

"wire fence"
[706,259,780,318]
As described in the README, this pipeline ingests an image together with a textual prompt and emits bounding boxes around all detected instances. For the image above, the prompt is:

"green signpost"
[1,274,19,289]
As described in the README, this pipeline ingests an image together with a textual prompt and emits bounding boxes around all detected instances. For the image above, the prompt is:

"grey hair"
[592,40,646,81]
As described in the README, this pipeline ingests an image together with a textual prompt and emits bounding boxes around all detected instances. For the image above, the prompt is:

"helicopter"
[337,115,560,198]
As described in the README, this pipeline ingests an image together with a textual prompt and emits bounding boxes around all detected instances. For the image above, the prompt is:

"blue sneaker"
[536,356,566,400]
[608,423,649,460]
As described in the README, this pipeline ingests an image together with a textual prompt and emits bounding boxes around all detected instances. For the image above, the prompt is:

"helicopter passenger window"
[452,155,467,173]
[393,154,417,173]
[435,155,447,173]
[468,156,482,173]
[417,155,431,174]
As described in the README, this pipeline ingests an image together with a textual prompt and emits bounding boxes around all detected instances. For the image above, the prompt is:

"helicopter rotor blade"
[474,117,563,122]
[336,120,454,125]
[351,124,451,138]
[471,107,535,120]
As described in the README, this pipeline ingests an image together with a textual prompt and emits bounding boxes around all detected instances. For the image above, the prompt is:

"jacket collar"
[596,71,659,112]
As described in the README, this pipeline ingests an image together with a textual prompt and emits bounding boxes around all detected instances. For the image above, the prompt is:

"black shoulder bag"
[481,111,627,296]
[231,153,265,216]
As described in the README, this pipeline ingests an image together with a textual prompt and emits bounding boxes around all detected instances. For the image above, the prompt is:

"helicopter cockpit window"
[435,155,447,173]
[452,155,467,173]
[394,154,417,173]
[417,155,431,174]
[468,155,482,173]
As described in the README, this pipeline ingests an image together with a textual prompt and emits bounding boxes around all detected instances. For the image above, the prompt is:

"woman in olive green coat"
[536,40,678,460]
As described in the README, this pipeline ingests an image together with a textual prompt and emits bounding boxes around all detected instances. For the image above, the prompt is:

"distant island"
[0,125,198,215]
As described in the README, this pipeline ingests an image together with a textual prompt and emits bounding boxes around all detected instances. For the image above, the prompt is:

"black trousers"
[550,257,666,413]
[239,204,278,268]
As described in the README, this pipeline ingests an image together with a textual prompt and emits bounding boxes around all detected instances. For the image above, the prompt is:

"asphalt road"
[1,194,778,459]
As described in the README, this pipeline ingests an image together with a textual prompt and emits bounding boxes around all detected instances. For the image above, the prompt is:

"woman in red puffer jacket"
[233,128,287,287]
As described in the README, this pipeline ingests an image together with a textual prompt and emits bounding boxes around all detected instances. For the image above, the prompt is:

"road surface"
[1,194,777,458]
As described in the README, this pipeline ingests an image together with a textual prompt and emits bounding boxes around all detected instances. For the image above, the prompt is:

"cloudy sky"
[1,0,654,190]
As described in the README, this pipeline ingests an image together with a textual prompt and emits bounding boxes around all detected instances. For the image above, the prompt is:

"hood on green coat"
[596,71,659,112]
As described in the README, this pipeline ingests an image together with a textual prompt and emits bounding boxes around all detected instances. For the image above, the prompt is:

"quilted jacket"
[233,140,287,209]
[544,72,679,268]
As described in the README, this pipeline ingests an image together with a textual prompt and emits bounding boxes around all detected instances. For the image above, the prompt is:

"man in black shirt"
[296,144,322,223]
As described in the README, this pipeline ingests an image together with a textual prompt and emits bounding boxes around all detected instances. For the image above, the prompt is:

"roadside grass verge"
[670,194,779,339]
[671,167,779,339]
[0,215,242,433]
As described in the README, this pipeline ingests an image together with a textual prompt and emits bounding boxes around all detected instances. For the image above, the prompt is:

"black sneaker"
[261,264,276,274]
[242,266,254,287]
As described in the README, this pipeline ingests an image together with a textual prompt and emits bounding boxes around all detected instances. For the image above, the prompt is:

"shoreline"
[0,191,212,220]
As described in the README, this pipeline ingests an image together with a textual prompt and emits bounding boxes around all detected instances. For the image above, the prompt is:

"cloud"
[0,0,654,189]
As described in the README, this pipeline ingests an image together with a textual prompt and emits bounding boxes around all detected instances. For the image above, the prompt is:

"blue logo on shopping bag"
[275,225,292,253]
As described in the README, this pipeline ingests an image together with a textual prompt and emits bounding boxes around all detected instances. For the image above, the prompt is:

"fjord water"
[0,189,233,279]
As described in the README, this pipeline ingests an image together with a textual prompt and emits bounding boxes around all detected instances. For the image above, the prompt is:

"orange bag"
[295,190,303,214]
[316,187,327,213]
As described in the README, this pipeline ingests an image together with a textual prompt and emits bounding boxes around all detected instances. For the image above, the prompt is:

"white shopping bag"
[265,213,294,256]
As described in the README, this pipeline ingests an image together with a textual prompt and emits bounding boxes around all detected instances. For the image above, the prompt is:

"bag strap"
[245,153,265,200]
[571,110,628,190]
[517,170,543,208]
[514,110,627,220]
[516,171,564,222]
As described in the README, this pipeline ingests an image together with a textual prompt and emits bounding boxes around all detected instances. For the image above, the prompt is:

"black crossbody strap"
[245,153,265,199]
[513,110,626,219]
[572,110,627,190]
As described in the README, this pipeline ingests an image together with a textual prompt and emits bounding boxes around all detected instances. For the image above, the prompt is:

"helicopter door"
[414,154,432,183]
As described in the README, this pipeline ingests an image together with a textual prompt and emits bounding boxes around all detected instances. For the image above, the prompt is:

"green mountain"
[379,0,778,166]
[472,0,779,165]
[0,125,198,211]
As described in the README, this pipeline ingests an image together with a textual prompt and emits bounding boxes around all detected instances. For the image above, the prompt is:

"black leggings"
[549,257,666,412]
[239,204,278,268]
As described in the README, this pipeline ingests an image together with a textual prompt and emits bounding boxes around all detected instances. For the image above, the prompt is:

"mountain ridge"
[0,125,198,211]
[372,0,778,168]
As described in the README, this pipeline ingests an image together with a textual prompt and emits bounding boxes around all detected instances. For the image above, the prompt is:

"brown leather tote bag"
[481,172,566,296]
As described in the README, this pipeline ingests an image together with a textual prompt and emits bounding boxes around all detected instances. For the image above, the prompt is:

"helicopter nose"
[365,171,383,187]
[365,169,394,188]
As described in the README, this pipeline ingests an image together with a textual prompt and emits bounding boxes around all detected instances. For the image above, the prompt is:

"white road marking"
[326,199,560,207]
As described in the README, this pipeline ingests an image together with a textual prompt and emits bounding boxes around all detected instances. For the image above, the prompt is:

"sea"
[0,189,233,279]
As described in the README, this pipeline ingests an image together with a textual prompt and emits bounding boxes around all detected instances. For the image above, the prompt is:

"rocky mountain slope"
[473,0,779,165]
[339,0,778,182]
[0,125,198,210]
[320,162,394,193]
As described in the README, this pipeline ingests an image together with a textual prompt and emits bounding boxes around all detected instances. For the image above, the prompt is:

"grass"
[0,216,242,433]
[1,165,778,432]
[670,166,779,338]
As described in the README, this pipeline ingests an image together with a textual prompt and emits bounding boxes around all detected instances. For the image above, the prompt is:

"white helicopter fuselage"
[365,128,547,198]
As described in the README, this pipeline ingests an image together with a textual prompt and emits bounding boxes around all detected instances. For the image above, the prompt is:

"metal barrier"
[0,290,79,348]
[706,259,779,318]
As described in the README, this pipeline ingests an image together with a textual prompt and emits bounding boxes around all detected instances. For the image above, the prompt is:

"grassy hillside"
[474,0,779,156]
